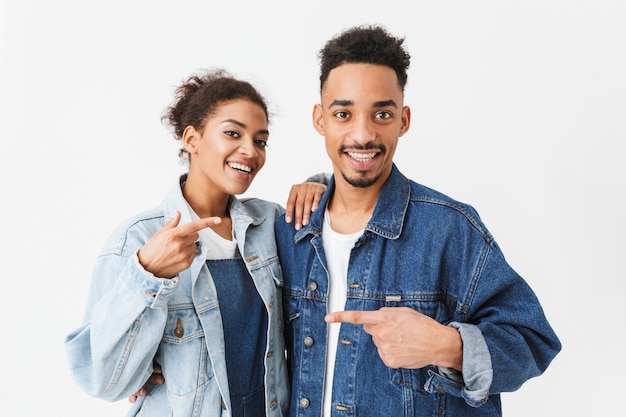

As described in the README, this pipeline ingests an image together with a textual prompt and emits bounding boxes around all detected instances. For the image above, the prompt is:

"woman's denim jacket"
[275,165,561,417]
[65,175,289,417]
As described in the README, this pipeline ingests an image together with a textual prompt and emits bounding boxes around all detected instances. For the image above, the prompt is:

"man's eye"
[255,139,268,148]
[335,111,349,119]
[375,111,392,120]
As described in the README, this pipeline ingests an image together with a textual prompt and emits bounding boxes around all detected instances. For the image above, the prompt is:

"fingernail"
[285,216,292,223]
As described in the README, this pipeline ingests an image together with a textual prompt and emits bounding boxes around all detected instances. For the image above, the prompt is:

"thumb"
[163,210,182,229]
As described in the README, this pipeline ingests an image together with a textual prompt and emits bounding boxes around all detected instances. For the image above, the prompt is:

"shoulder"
[409,181,477,215]
[237,197,285,219]
[99,205,167,256]
[407,180,492,241]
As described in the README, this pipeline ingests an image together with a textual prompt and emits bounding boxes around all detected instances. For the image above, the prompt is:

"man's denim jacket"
[65,175,289,417]
[275,165,561,417]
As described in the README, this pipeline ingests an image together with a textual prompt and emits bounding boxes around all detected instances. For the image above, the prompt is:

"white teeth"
[228,162,252,173]
[347,151,377,161]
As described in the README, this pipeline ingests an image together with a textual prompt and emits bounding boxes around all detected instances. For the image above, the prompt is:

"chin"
[342,172,381,188]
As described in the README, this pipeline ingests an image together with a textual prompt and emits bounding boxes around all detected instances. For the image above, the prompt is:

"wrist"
[436,325,463,371]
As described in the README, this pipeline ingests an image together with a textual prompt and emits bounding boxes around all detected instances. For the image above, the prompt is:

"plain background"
[1,1,625,416]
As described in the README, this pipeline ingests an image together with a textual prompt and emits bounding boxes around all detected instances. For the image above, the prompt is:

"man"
[274,24,561,416]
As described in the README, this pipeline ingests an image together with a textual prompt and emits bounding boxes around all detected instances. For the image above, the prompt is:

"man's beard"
[338,143,385,188]
[341,171,382,188]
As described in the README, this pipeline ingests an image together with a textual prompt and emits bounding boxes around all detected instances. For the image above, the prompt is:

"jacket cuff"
[425,322,492,407]
[126,251,180,308]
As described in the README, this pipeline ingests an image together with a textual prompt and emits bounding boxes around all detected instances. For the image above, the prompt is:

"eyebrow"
[373,99,398,108]
[222,118,246,128]
[222,119,269,135]
[328,99,398,108]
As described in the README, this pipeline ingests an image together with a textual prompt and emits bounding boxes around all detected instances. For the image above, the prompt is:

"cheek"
[257,151,267,171]
[383,140,400,160]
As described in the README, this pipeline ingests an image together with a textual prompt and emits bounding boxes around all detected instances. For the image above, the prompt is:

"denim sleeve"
[424,242,561,406]
[462,241,561,395]
[304,172,332,185]
[64,248,180,402]
[424,323,492,407]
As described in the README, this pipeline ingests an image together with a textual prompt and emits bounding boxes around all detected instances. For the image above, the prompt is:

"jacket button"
[300,398,310,408]
[268,300,274,308]
[174,317,184,338]
[307,281,318,291]
[304,336,314,347]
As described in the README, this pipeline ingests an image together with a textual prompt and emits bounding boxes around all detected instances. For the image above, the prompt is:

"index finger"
[325,310,385,325]
[177,217,222,235]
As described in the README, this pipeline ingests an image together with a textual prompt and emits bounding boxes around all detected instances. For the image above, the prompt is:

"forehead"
[322,63,403,105]
[209,99,268,124]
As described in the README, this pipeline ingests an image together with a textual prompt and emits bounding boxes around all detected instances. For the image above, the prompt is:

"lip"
[227,160,255,177]
[344,149,380,171]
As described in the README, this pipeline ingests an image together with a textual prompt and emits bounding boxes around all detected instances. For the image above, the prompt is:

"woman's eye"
[254,139,268,148]
[225,130,240,138]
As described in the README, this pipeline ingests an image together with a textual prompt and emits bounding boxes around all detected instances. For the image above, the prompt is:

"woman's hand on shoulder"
[284,182,327,231]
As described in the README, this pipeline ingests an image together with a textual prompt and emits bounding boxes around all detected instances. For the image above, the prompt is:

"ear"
[312,104,325,136]
[182,126,200,154]
[399,105,411,137]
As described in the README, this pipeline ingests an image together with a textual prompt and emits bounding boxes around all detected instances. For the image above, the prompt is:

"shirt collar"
[164,174,264,228]
[295,164,410,242]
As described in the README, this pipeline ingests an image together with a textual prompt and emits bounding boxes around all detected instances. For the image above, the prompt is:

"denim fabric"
[208,258,267,414]
[65,175,289,417]
[275,164,561,417]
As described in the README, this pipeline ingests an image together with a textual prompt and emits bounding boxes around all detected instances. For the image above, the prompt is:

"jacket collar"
[163,175,263,280]
[295,164,410,242]
[163,174,263,227]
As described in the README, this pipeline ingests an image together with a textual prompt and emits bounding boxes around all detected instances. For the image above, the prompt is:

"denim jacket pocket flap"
[389,367,434,392]
[162,306,205,344]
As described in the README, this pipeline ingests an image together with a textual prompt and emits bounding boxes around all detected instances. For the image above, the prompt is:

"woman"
[65,69,324,417]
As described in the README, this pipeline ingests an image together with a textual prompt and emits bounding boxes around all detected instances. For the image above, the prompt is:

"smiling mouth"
[347,151,378,162]
[228,162,252,173]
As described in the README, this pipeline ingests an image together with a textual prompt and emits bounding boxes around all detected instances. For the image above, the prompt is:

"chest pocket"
[162,304,206,343]
[158,303,213,397]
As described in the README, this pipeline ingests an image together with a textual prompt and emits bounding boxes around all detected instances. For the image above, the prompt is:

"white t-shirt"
[188,204,238,260]
[321,209,362,417]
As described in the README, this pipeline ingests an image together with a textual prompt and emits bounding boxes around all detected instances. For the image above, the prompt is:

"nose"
[349,116,376,145]
[238,138,258,158]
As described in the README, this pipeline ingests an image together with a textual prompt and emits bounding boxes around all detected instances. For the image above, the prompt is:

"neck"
[327,179,381,234]
[182,175,230,219]
[182,175,234,240]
